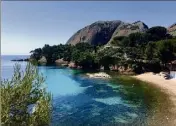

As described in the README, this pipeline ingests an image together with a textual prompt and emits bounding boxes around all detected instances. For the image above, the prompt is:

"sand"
[133,72,176,125]
[133,72,176,99]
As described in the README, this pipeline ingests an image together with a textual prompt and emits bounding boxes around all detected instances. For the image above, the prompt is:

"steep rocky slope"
[67,20,176,46]
[168,23,176,36]
[111,21,148,38]
[66,20,122,45]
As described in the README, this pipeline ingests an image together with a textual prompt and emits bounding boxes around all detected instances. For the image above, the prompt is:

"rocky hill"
[66,20,148,45]
[67,20,176,45]
[66,20,122,45]
[168,23,176,36]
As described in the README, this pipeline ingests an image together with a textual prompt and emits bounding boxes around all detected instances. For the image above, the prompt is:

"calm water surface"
[1,55,173,126]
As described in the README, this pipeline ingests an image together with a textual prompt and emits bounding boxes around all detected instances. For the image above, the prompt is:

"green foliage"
[156,39,176,65]
[147,26,169,41]
[1,63,52,126]
[111,36,130,47]
[145,42,157,60]
[111,32,149,47]
[128,32,148,46]
[30,48,42,61]
[30,25,176,73]
[71,43,98,69]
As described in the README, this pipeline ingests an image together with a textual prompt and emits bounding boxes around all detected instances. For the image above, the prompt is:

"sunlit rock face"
[66,20,148,46]
[67,20,122,45]
[168,23,176,36]
[110,21,148,38]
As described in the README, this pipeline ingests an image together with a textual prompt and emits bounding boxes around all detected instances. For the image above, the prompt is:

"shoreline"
[132,72,176,125]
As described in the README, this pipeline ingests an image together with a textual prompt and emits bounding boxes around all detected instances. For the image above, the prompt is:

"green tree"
[147,26,170,41]
[156,39,176,65]
[30,48,42,60]
[1,63,52,126]
[128,32,148,47]
[145,42,156,60]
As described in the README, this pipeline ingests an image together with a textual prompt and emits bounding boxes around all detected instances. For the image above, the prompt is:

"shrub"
[1,63,52,126]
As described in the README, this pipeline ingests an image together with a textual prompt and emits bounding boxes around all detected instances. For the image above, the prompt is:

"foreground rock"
[86,72,111,78]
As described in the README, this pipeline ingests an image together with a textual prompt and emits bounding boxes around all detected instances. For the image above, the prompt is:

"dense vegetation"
[30,26,176,73]
[1,63,52,125]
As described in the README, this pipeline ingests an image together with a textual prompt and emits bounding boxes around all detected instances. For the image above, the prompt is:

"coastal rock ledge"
[86,72,111,78]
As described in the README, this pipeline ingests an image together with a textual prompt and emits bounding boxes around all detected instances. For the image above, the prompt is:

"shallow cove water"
[2,55,174,126]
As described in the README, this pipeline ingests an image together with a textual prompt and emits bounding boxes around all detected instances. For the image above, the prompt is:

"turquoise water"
[2,55,155,125]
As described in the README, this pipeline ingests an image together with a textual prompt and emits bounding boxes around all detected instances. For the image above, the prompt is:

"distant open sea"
[1,55,30,79]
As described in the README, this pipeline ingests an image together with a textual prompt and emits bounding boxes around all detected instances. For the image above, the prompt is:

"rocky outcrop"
[168,23,176,36]
[86,72,111,78]
[67,20,176,46]
[110,21,148,39]
[68,62,77,68]
[55,59,68,66]
[66,20,148,46]
[110,65,135,75]
[38,56,47,64]
[66,20,122,45]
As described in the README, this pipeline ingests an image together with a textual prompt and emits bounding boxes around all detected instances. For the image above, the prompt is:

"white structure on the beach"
[170,71,176,79]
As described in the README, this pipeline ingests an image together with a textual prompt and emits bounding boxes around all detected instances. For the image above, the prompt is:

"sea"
[1,55,173,126]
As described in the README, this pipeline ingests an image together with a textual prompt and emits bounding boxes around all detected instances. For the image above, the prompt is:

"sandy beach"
[133,72,176,125]
[134,72,176,96]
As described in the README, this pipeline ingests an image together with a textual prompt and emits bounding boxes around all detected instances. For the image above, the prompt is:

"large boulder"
[66,20,122,45]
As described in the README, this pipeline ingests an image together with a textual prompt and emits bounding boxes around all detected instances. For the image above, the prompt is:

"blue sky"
[2,1,176,55]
